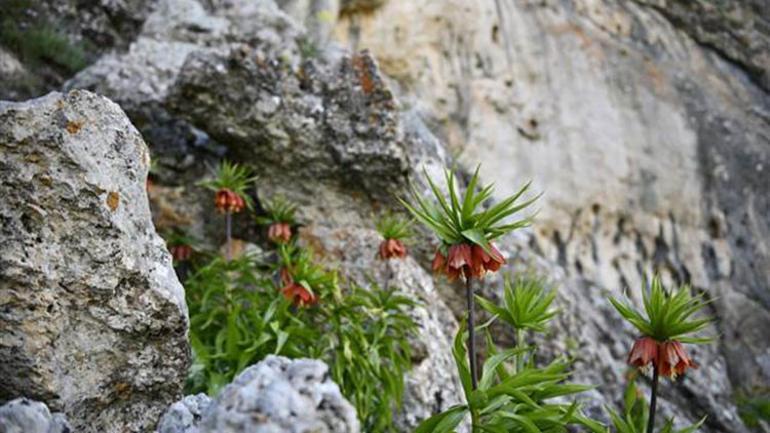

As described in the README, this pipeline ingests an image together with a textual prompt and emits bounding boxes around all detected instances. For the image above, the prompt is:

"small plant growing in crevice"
[610,276,713,433]
[200,161,256,260]
[375,213,412,260]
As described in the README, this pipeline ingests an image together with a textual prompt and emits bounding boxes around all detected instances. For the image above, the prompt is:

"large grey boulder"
[158,356,359,433]
[0,398,71,433]
[0,90,190,432]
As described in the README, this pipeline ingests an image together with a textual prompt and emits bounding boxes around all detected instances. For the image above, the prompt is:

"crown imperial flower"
[268,222,292,243]
[170,244,193,262]
[201,161,256,214]
[657,340,698,378]
[215,188,246,213]
[378,238,407,260]
[401,166,536,281]
[611,276,711,379]
[627,336,658,369]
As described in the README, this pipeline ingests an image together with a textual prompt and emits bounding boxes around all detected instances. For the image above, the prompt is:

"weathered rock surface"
[0,90,189,433]
[23,0,768,430]
[300,225,468,432]
[329,1,769,431]
[0,398,71,433]
[158,356,359,433]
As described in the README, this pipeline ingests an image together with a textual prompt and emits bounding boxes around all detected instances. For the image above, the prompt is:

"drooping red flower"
[657,340,697,378]
[279,269,318,307]
[214,188,245,213]
[378,238,407,260]
[281,282,318,307]
[432,242,506,280]
[627,336,659,369]
[170,244,193,262]
[432,249,446,273]
[268,222,292,243]
[470,244,505,277]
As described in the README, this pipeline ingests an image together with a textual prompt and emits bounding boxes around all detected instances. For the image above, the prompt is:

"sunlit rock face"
[323,1,769,427]
[0,90,189,433]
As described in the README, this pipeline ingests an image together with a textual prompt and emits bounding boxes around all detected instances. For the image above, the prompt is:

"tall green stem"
[515,328,525,373]
[225,211,232,261]
[465,276,479,432]
[465,276,478,390]
[647,364,659,433]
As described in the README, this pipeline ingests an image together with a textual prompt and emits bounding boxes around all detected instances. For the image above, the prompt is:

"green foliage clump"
[0,0,90,74]
[606,379,705,433]
[183,244,417,431]
[736,390,770,428]
[416,278,600,433]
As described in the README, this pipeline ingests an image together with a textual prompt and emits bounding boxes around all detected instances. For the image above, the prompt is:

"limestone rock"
[0,398,71,433]
[156,394,212,433]
[159,356,359,433]
[0,90,189,433]
[331,1,769,430]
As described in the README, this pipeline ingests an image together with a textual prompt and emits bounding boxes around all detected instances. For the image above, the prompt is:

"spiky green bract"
[477,276,558,333]
[609,276,713,344]
[200,160,258,208]
[605,379,706,433]
[375,213,413,240]
[256,195,298,225]
[415,320,601,433]
[400,165,537,253]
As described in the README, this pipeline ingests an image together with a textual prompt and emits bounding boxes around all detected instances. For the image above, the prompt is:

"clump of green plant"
[736,389,770,428]
[606,378,705,433]
[415,277,600,432]
[183,188,418,430]
[184,254,314,394]
[610,277,712,433]
[0,0,90,75]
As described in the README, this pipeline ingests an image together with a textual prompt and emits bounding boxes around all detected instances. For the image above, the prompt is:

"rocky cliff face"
[324,1,769,429]
[1,0,767,431]
[0,90,190,432]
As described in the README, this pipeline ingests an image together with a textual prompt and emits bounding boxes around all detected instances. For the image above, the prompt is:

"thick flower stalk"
[610,276,712,433]
[401,166,537,390]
